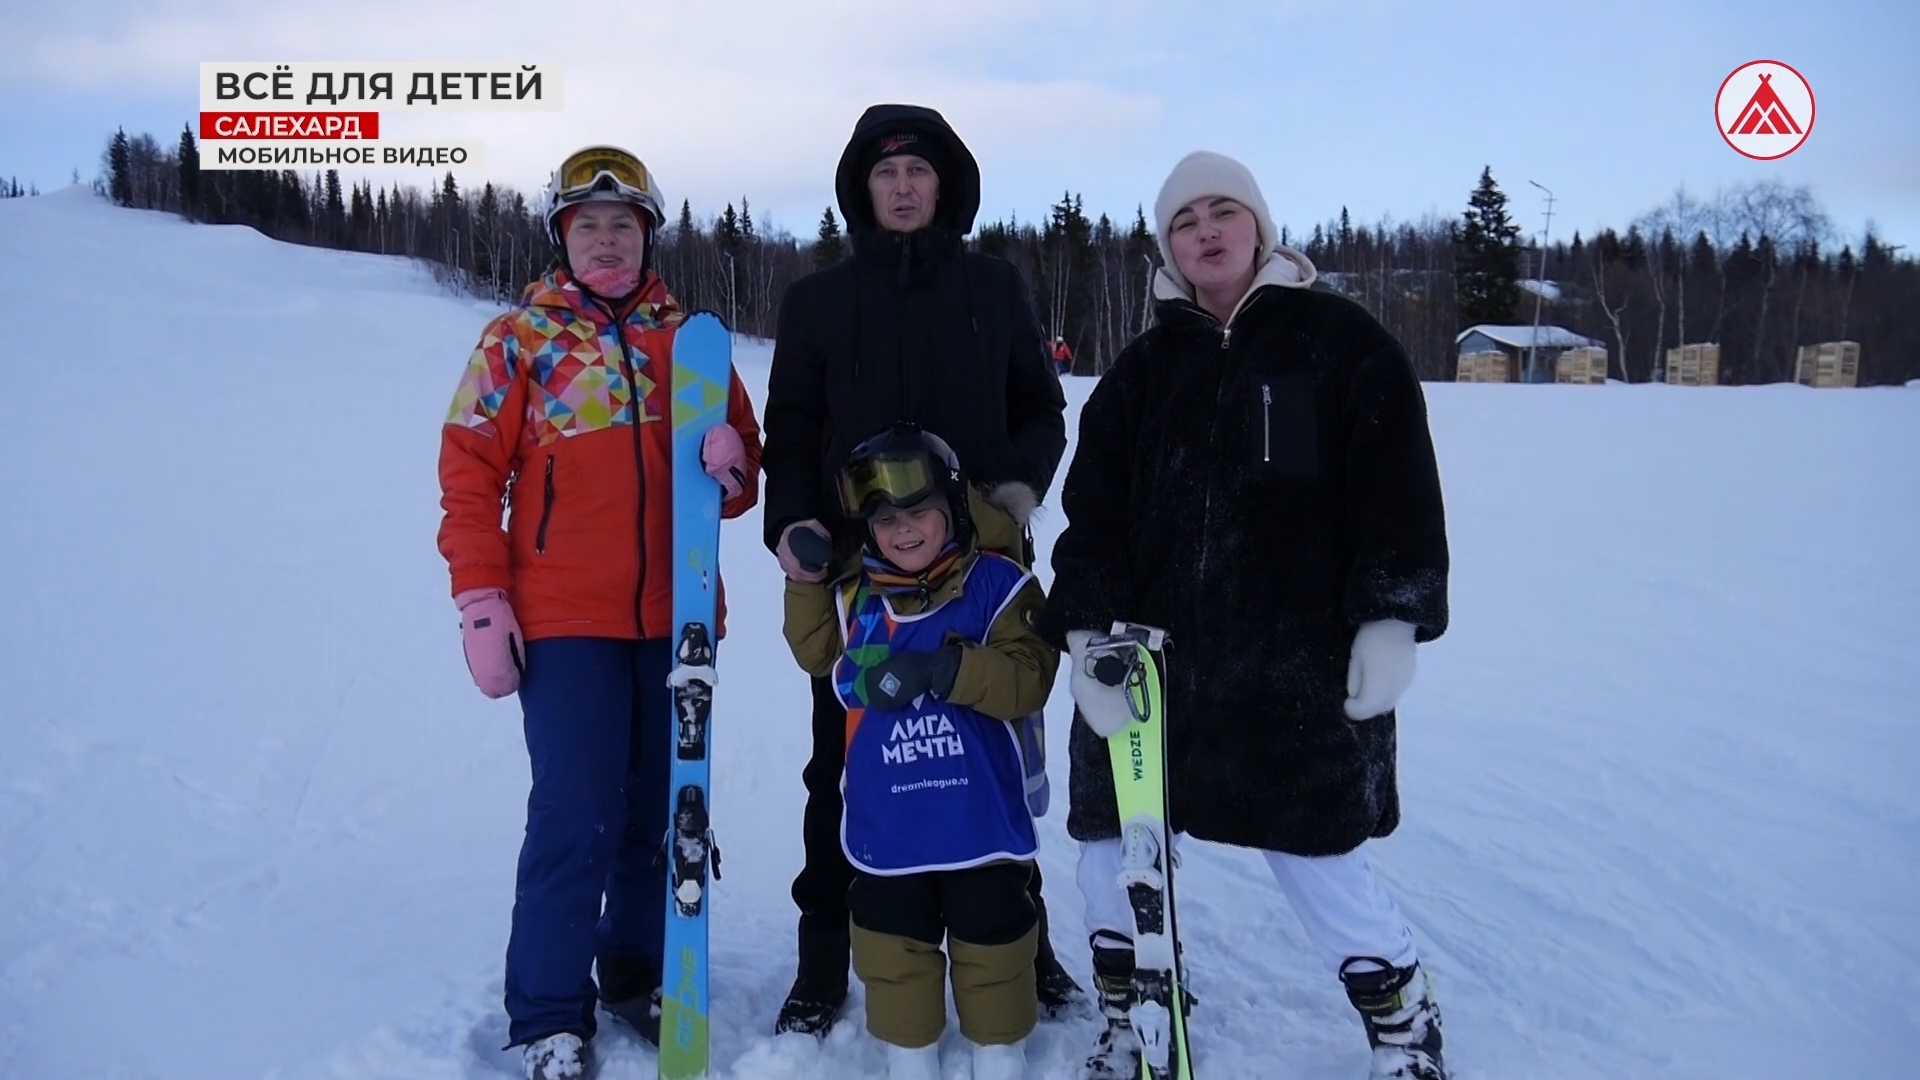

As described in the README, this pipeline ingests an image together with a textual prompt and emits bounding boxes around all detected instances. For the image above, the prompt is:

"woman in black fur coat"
[1039,150,1452,1080]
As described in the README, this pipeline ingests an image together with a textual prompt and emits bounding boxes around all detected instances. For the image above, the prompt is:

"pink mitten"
[456,587,524,699]
[701,424,749,500]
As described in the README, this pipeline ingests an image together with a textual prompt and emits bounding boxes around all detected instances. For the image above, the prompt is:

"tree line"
[95,125,1919,386]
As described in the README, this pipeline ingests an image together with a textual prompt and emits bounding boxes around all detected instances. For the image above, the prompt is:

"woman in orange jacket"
[435,145,762,1080]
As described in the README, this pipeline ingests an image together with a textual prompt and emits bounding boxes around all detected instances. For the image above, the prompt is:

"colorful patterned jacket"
[437,270,762,641]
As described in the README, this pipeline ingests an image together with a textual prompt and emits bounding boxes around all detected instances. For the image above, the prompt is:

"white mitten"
[1344,619,1418,721]
[1068,629,1136,738]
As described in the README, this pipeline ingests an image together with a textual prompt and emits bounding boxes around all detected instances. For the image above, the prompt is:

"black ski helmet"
[835,422,973,552]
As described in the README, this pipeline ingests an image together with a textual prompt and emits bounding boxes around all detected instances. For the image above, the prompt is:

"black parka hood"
[834,104,982,237]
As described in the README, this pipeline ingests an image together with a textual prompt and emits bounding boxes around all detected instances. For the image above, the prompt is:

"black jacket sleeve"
[1338,317,1450,642]
[762,277,828,553]
[1034,343,1141,648]
[997,261,1068,499]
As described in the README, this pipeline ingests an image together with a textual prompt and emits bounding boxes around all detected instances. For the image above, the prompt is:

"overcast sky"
[5,0,1915,251]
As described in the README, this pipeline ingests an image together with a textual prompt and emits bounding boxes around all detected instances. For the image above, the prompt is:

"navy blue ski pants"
[504,636,671,1048]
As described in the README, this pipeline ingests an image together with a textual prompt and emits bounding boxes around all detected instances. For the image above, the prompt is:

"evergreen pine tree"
[109,128,132,206]
[348,182,370,249]
[813,205,844,269]
[974,220,1013,262]
[280,170,310,239]
[323,169,346,247]
[1454,165,1523,326]
[176,125,200,220]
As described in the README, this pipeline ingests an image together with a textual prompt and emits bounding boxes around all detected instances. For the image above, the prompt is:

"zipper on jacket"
[535,456,557,553]
[1261,383,1272,462]
[614,330,650,639]
[1221,326,1232,350]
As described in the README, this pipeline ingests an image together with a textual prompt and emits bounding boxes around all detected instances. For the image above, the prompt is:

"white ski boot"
[971,1039,1027,1080]
[521,1032,589,1080]
[886,1041,942,1080]
[1339,957,1448,1080]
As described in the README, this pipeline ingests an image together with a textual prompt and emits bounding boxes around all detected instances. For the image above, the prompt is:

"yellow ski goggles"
[835,453,939,518]
[549,145,664,225]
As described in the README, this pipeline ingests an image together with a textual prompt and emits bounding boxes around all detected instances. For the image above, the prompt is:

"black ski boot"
[1080,937,1199,1079]
[1339,957,1448,1080]
[597,953,662,1046]
[1082,943,1142,1080]
[773,914,849,1037]
[1034,899,1089,1018]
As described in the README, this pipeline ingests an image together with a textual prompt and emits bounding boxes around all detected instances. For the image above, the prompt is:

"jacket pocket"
[535,455,557,554]
[1255,372,1319,477]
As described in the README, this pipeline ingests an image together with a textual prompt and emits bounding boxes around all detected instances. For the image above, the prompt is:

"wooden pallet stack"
[1457,350,1517,382]
[1794,341,1860,387]
[1664,343,1721,386]
[1555,347,1609,384]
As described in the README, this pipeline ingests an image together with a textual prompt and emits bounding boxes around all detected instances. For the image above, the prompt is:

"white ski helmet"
[542,144,667,252]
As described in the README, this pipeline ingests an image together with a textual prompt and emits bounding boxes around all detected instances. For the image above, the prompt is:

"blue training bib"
[834,555,1040,876]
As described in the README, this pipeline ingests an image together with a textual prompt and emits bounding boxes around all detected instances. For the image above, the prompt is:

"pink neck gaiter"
[576,265,640,298]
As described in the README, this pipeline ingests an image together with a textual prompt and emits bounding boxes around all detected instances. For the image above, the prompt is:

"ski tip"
[680,308,734,335]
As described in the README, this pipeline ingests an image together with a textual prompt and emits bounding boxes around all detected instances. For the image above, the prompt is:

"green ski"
[1092,622,1195,1080]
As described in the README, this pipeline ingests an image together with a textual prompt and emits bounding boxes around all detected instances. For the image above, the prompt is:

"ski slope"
[3,187,1917,1080]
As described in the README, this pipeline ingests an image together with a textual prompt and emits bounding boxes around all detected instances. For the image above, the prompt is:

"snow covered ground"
[3,187,1917,1080]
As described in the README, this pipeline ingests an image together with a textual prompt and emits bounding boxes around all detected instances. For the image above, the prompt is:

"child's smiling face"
[870,499,950,573]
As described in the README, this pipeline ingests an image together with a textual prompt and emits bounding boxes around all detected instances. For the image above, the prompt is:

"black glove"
[789,525,833,574]
[862,645,963,710]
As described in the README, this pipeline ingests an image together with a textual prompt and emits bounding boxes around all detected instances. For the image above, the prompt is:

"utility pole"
[1526,180,1555,382]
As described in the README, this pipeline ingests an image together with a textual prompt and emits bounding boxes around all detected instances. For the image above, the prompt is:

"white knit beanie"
[1153,150,1281,294]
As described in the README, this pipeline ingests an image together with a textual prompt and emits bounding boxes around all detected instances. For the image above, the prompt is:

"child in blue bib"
[782,422,1059,1080]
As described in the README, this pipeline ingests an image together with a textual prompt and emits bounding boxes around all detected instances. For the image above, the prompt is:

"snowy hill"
[3,188,1917,1080]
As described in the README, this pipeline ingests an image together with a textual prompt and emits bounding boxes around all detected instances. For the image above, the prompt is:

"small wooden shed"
[1456,325,1604,383]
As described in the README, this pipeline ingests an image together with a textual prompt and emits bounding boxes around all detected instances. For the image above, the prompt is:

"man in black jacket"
[760,103,1075,1037]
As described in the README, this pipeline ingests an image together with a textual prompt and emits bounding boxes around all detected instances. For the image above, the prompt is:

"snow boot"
[1339,957,1448,1080]
[972,1039,1027,1080]
[773,913,849,1037]
[885,1042,942,1080]
[597,954,661,1046]
[1037,950,1089,1018]
[1034,901,1089,1018]
[1081,944,1141,1080]
[521,1032,590,1080]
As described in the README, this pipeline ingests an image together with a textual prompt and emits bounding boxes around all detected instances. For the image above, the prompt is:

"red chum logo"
[1717,61,1814,160]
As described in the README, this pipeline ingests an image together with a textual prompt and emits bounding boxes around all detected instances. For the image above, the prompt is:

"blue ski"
[660,310,732,1080]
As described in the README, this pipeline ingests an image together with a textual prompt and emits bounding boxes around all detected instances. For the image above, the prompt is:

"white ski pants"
[1076,835,1418,974]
